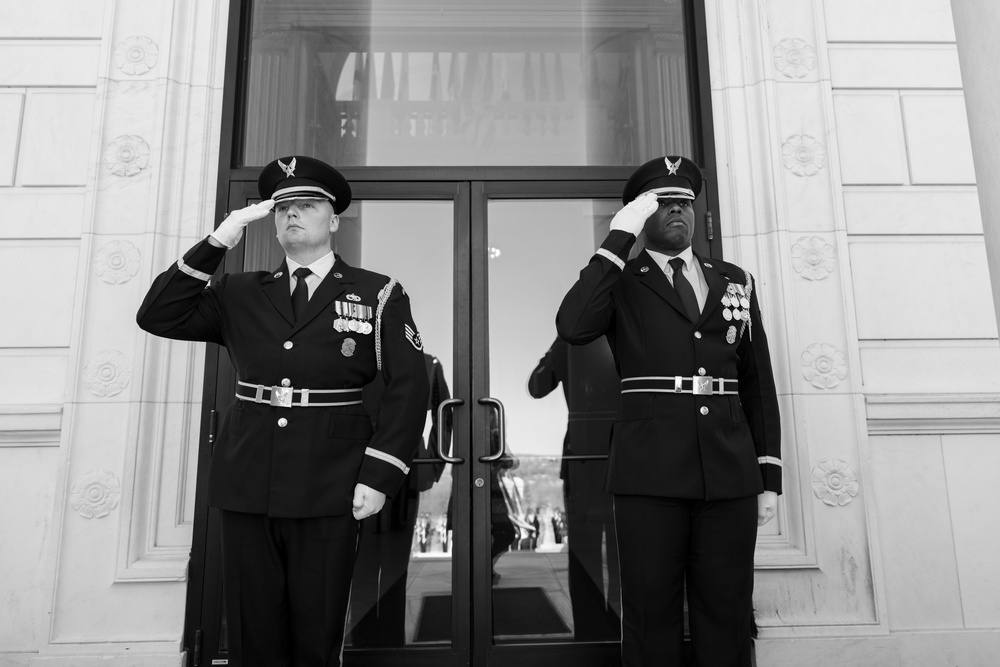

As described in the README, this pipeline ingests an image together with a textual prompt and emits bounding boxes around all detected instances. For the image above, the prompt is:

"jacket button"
[281,378,291,387]
[283,341,293,349]
[700,407,709,416]
[277,417,288,427]
[698,367,706,376]
[694,331,702,339]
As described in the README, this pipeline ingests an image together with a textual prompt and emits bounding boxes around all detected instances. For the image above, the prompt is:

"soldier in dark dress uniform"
[556,156,782,666]
[137,156,429,666]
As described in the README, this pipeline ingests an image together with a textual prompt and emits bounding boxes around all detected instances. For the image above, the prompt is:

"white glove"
[352,483,387,520]
[209,199,275,248]
[610,192,658,236]
[757,490,778,526]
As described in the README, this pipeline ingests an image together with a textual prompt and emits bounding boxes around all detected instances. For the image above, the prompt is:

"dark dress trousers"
[137,238,429,665]
[556,230,781,666]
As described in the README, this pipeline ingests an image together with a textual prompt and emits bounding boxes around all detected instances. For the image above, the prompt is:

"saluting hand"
[609,191,659,237]
[352,483,387,520]
[209,199,276,248]
[757,490,778,526]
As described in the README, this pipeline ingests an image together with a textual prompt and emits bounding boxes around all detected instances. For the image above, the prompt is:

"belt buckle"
[270,386,294,408]
[692,376,714,395]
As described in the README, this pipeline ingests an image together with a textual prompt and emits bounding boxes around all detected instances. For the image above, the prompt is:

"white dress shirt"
[646,246,709,313]
[286,251,335,300]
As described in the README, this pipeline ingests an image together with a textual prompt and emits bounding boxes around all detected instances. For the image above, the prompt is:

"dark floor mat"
[414,587,570,642]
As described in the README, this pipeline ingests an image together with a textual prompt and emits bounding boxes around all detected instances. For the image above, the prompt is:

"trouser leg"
[613,495,689,667]
[282,514,362,667]
[686,496,758,667]
[220,510,292,667]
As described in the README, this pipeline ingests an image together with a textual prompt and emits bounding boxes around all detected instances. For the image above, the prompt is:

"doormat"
[414,587,570,642]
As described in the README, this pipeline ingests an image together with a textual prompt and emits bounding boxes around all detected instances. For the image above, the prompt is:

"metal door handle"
[477,397,507,463]
[435,398,465,464]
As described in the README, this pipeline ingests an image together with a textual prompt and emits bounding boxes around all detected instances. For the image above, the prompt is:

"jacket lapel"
[633,249,690,320]
[290,255,351,336]
[261,260,295,326]
[696,254,735,327]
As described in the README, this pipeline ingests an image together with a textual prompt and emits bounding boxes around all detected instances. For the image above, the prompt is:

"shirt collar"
[286,251,335,280]
[646,245,695,275]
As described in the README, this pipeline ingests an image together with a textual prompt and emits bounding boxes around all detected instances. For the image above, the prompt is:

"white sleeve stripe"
[177,259,212,282]
[365,447,410,475]
[596,248,625,270]
[758,456,782,467]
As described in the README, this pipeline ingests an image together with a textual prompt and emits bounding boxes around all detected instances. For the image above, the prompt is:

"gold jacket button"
[277,418,288,427]
[700,407,709,416]
[698,367,706,376]
[694,331,702,339]
[281,378,291,387]
[283,341,293,350]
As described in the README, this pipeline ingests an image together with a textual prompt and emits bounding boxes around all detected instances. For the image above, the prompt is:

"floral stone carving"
[95,240,141,285]
[83,350,132,397]
[801,343,847,389]
[113,36,159,75]
[812,458,859,507]
[71,469,122,519]
[773,38,816,78]
[791,236,835,280]
[782,134,827,177]
[104,135,151,177]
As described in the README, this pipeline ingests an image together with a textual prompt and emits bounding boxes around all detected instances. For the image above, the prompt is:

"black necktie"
[291,267,312,321]
[669,257,700,321]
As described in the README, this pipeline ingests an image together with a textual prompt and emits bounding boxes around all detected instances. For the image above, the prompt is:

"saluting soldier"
[556,156,781,666]
[137,155,429,666]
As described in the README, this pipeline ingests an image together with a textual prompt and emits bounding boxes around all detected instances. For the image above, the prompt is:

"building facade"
[1,0,998,665]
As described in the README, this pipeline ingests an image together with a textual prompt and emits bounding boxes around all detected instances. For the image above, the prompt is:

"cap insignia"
[277,157,297,178]
[665,157,682,175]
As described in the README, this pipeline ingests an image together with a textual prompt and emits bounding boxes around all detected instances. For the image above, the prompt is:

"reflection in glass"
[243,0,694,167]
[275,200,455,648]
[487,200,623,643]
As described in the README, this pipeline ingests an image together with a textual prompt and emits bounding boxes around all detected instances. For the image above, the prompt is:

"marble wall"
[0,0,229,664]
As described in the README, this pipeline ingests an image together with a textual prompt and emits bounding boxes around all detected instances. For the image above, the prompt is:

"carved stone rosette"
[113,36,159,75]
[773,38,817,78]
[811,458,859,507]
[104,135,151,177]
[71,469,122,519]
[95,240,141,285]
[801,343,847,389]
[791,236,836,280]
[781,134,827,177]
[83,350,132,397]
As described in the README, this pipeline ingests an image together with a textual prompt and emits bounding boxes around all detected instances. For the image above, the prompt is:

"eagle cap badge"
[277,157,297,178]
[665,156,682,175]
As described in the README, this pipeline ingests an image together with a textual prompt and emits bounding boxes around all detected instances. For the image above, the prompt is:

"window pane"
[243,0,694,167]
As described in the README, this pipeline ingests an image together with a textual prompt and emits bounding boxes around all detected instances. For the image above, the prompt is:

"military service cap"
[258,155,352,214]
[622,155,703,204]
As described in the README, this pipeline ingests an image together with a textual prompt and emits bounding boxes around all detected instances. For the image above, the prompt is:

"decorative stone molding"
[94,240,141,285]
[801,343,847,389]
[811,458,859,507]
[773,38,816,78]
[791,236,836,280]
[781,134,827,177]
[71,469,122,519]
[113,36,159,75]
[103,135,151,177]
[83,350,132,397]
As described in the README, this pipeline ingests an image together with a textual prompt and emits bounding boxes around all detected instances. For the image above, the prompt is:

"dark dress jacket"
[556,230,781,500]
[137,238,429,518]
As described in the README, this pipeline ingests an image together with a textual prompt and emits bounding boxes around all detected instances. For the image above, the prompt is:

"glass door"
[471,181,630,666]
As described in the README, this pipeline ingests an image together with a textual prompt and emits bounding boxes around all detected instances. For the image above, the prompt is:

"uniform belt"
[620,376,739,396]
[235,380,364,408]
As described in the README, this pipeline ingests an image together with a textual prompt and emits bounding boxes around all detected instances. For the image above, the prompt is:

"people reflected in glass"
[527,337,622,641]
[350,352,452,647]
